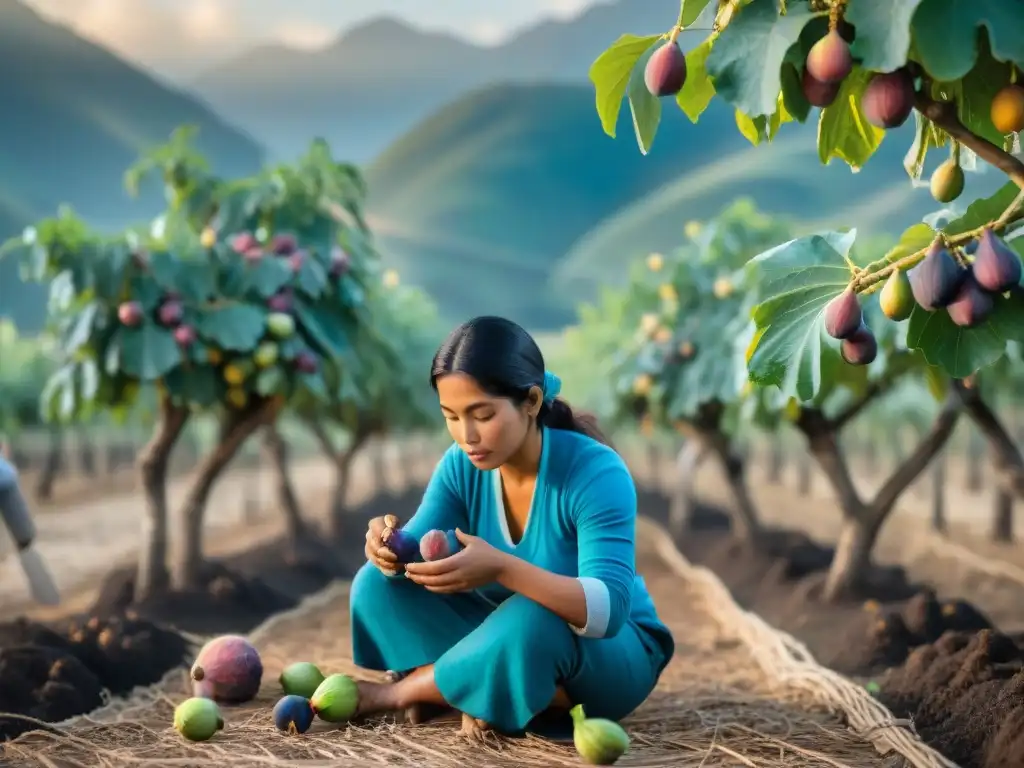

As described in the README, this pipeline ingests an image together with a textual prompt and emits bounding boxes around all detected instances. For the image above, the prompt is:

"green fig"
[309,674,359,723]
[571,704,630,765]
[254,341,279,368]
[173,697,224,742]
[879,269,915,321]
[266,312,296,339]
[930,160,964,203]
[279,662,325,699]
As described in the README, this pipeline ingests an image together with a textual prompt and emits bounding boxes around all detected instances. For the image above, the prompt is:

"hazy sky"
[24,0,604,78]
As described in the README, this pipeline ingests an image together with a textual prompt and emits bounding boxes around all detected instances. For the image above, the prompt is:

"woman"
[349,316,674,738]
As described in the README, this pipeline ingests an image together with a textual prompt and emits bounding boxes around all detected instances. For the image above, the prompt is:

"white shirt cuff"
[570,576,611,638]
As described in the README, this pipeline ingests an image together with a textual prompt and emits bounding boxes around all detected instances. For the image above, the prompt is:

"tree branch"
[955,381,1024,498]
[830,380,889,431]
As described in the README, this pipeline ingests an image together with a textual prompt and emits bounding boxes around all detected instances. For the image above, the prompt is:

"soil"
[643,491,1024,768]
[0,487,423,742]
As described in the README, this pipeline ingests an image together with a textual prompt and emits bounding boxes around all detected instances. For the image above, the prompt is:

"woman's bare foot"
[354,680,400,717]
[458,712,492,740]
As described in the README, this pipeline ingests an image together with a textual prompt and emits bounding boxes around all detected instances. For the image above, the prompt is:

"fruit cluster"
[117,293,195,347]
[825,229,1023,365]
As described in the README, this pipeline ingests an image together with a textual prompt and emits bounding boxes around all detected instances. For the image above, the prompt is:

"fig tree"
[158,300,184,327]
[117,301,143,327]
[991,84,1024,135]
[805,29,852,84]
[972,228,1022,293]
[862,69,915,129]
[802,69,840,108]
[823,288,862,340]
[946,271,994,328]
[644,40,687,97]
[929,159,964,203]
[879,269,915,321]
[840,323,877,366]
[908,240,966,310]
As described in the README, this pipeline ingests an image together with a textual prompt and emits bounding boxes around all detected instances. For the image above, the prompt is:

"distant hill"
[192,0,708,162]
[363,82,1003,330]
[0,0,264,332]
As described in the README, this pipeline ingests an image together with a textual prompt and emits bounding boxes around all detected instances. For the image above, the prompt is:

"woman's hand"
[364,514,402,576]
[405,529,509,593]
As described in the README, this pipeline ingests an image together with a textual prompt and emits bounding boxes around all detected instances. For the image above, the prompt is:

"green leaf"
[255,366,287,396]
[589,34,663,138]
[680,0,713,28]
[911,0,1024,82]
[129,274,165,311]
[626,44,663,154]
[924,364,949,401]
[902,113,948,181]
[958,45,1013,147]
[886,222,937,262]
[705,0,817,117]
[294,300,349,359]
[735,111,767,145]
[846,0,924,72]
[298,371,330,402]
[196,304,267,352]
[164,365,221,408]
[119,323,182,381]
[943,182,1019,237]
[745,231,858,400]
[246,257,292,298]
[294,255,328,298]
[906,292,1024,377]
[676,38,716,122]
[779,63,811,123]
[817,67,886,169]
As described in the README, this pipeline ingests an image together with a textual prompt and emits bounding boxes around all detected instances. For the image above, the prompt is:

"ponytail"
[539,397,614,449]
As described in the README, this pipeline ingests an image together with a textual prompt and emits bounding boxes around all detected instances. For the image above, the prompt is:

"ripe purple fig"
[862,69,915,129]
[644,40,687,97]
[381,527,418,564]
[946,271,994,328]
[174,324,197,346]
[840,323,877,366]
[158,300,184,327]
[231,232,259,254]
[908,240,966,310]
[243,245,264,262]
[805,30,852,84]
[117,301,143,327]
[289,251,305,274]
[329,247,352,277]
[294,350,318,373]
[270,233,297,255]
[823,288,862,340]
[267,291,292,313]
[802,69,840,108]
[972,228,1022,293]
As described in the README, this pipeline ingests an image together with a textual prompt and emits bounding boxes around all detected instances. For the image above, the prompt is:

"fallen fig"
[862,69,915,129]
[802,69,840,108]
[174,697,224,742]
[571,703,630,765]
[279,662,325,698]
[908,240,966,310]
[991,84,1024,135]
[191,635,263,704]
[805,29,852,84]
[879,269,915,321]
[929,159,964,203]
[158,300,183,327]
[273,694,315,735]
[840,323,877,366]
[823,288,862,339]
[946,271,994,328]
[117,301,143,327]
[420,529,460,562]
[644,40,687,97]
[381,526,419,564]
[310,674,360,723]
[972,228,1022,293]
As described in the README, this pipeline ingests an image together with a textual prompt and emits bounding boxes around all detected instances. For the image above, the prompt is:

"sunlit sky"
[24,0,605,78]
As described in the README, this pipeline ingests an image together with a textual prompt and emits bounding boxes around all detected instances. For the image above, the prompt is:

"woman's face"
[436,373,540,470]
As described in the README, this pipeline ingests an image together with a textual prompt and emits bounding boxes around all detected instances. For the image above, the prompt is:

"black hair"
[430,316,611,447]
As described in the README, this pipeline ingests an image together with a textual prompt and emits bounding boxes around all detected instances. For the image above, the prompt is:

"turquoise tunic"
[350,427,675,735]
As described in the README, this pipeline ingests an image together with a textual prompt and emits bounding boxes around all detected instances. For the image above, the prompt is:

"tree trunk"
[34,428,63,500]
[370,436,389,497]
[171,400,280,590]
[991,489,1014,543]
[78,431,97,477]
[706,439,762,543]
[930,450,947,534]
[956,382,1024,502]
[862,434,879,476]
[304,418,372,540]
[766,439,784,484]
[135,399,189,601]
[668,440,706,539]
[796,451,812,496]
[262,425,306,552]
[965,426,984,493]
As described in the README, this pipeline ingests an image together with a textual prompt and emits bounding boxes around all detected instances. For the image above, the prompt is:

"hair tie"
[542,371,562,405]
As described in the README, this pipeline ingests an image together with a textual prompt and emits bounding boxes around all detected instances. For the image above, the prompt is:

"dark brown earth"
[0,488,422,741]
[640,491,1024,768]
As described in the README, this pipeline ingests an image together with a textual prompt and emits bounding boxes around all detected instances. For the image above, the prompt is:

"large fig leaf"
[911,0,1024,82]
[588,34,662,138]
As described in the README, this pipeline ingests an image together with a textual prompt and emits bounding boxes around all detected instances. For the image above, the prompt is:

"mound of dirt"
[877,629,1024,768]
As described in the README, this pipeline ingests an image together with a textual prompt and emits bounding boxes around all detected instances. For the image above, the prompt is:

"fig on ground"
[972,228,1022,293]
[231,232,259,254]
[571,703,630,765]
[117,301,143,327]
[908,240,966,310]
[270,233,298,255]
[157,300,184,327]
[946,271,995,328]
[861,69,915,129]
[420,529,461,562]
[273,694,315,735]
[173,325,196,347]
[930,159,964,203]
[805,29,852,84]
[879,269,915,321]
[381,527,419,564]
[991,84,1024,135]
[823,288,862,339]
[279,662,325,698]
[644,40,687,97]
[267,312,296,339]
[310,674,360,723]
[191,634,263,704]
[840,323,877,366]
[802,69,840,108]
[174,697,224,742]
[329,247,352,277]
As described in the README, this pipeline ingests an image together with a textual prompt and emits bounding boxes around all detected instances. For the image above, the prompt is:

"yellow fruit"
[200,227,217,249]
[653,326,672,344]
[207,348,222,365]
[657,283,677,302]
[677,341,695,359]
[223,364,246,386]
[991,84,1024,134]
[382,269,400,288]
[879,269,915,321]
[684,220,702,239]
[632,373,653,396]
[226,388,248,409]
[646,253,664,272]
[713,277,734,299]
[929,159,964,203]
[639,313,659,336]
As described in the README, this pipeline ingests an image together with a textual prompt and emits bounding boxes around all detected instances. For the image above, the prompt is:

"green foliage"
[0,320,57,431]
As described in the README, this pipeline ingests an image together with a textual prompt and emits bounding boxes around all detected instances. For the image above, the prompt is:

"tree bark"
[930,449,947,534]
[766,439,784,484]
[795,451,812,496]
[171,399,280,590]
[862,434,879,476]
[135,398,189,601]
[991,488,1014,543]
[956,383,1024,502]
[262,424,306,553]
[369,435,389,497]
[668,440,707,539]
[306,418,373,540]
[965,425,984,493]
[34,428,63,500]
[78,431,97,477]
